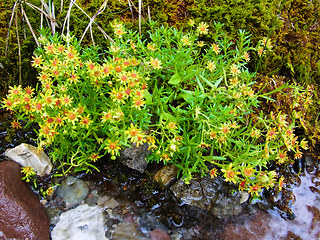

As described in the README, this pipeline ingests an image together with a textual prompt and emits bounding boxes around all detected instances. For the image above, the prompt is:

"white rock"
[5,143,52,176]
[51,204,107,240]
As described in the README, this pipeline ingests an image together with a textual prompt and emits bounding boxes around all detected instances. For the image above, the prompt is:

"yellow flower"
[197,41,205,47]
[104,139,121,156]
[11,120,21,129]
[125,123,141,142]
[150,57,162,69]
[181,35,192,46]
[132,97,145,110]
[188,19,195,27]
[210,168,218,178]
[248,184,263,196]
[206,60,216,72]
[221,163,240,184]
[31,55,43,67]
[89,153,101,162]
[300,138,308,150]
[211,43,220,54]
[111,87,126,104]
[197,22,209,35]
[101,111,113,123]
[61,94,73,107]
[79,114,92,128]
[147,43,156,51]
[276,150,288,164]
[278,176,285,191]
[114,27,126,38]
[230,64,240,76]
[243,51,250,62]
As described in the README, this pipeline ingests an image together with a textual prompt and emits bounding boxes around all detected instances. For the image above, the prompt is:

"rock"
[240,191,250,204]
[5,143,52,176]
[170,175,243,219]
[0,160,50,239]
[150,228,171,240]
[96,195,119,209]
[118,142,150,173]
[51,204,107,240]
[112,222,146,240]
[154,164,179,186]
[55,176,89,206]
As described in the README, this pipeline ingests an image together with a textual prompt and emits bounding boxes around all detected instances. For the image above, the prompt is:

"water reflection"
[219,162,320,240]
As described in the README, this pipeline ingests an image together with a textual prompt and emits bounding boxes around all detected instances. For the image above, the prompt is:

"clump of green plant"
[2,20,310,196]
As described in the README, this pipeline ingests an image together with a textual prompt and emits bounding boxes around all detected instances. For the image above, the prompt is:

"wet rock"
[51,204,106,240]
[170,175,242,219]
[240,191,250,204]
[211,191,242,218]
[0,160,50,239]
[85,190,99,206]
[55,176,89,206]
[119,142,150,173]
[112,222,146,240]
[5,143,52,176]
[154,164,179,186]
[149,228,171,240]
[97,195,119,209]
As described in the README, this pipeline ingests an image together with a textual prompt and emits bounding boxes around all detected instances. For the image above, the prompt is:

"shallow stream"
[0,111,319,240]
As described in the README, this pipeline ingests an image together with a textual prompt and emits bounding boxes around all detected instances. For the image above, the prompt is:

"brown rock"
[150,228,171,240]
[0,160,50,240]
[154,164,179,186]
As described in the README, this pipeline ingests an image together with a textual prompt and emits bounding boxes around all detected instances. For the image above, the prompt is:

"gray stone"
[5,143,52,176]
[170,175,243,219]
[51,204,107,240]
[55,176,89,206]
[118,142,150,173]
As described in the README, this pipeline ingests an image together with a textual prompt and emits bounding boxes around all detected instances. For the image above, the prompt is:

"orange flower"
[66,47,77,60]
[2,98,13,110]
[65,111,78,124]
[221,123,230,135]
[9,85,22,95]
[243,51,250,62]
